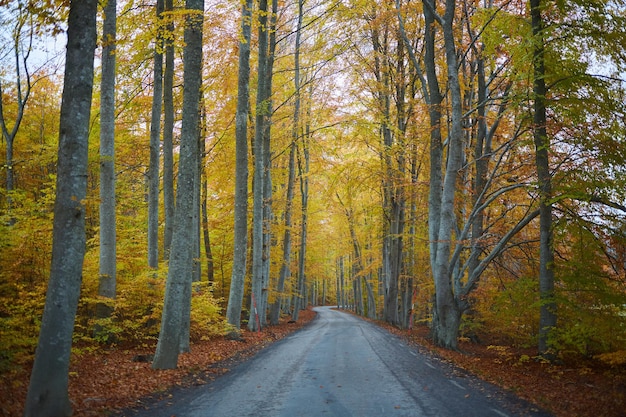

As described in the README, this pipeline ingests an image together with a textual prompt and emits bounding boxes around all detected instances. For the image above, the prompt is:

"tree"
[152,0,204,369]
[270,0,303,326]
[292,100,310,322]
[147,0,164,269]
[23,0,98,414]
[225,0,253,330]
[249,0,271,332]
[530,0,556,358]
[98,0,118,319]
[0,1,34,218]
[162,0,176,259]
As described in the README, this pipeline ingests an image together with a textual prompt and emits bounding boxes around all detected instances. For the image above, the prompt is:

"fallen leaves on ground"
[0,308,316,417]
[378,320,626,417]
[3,308,624,417]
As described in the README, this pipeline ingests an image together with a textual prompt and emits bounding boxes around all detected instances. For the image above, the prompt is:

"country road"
[124,306,551,417]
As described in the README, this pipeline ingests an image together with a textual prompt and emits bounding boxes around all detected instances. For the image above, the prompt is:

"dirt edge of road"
[3,307,623,417]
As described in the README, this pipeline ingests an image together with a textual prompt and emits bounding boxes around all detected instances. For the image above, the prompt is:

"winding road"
[125,306,551,417]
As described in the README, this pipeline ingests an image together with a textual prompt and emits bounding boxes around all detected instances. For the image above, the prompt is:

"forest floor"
[1,307,624,417]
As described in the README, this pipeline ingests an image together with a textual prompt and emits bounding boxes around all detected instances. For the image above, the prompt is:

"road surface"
[124,306,550,417]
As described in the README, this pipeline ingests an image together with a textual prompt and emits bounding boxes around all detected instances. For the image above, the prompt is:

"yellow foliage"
[595,351,626,367]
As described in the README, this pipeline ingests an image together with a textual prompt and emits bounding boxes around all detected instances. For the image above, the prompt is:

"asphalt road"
[124,306,551,417]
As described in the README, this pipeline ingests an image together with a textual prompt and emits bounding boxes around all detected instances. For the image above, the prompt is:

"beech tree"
[530,0,556,358]
[98,0,118,318]
[152,0,204,369]
[24,0,98,414]
[147,0,164,269]
[162,0,176,259]
[225,0,253,330]
[249,0,272,331]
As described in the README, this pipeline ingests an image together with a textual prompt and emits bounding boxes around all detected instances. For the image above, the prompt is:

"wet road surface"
[124,306,551,417]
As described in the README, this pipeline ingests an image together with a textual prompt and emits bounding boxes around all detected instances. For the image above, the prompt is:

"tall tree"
[148,0,164,269]
[366,4,409,326]
[292,117,310,321]
[427,0,466,348]
[259,0,278,328]
[270,0,303,326]
[152,0,204,369]
[225,0,253,329]
[98,0,118,318]
[23,0,98,414]
[249,0,271,331]
[162,0,176,259]
[530,0,556,358]
[200,119,214,283]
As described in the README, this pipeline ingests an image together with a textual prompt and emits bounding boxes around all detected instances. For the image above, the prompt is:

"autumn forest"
[1,0,626,415]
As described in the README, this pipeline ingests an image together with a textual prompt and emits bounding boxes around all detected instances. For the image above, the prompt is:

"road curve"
[124,306,551,417]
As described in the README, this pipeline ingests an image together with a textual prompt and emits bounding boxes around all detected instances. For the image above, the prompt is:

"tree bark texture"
[152,0,204,369]
[225,0,253,329]
[249,0,270,331]
[24,1,97,414]
[531,0,557,357]
[429,0,464,349]
[148,0,164,269]
[98,0,118,311]
[162,0,176,259]
[292,135,310,322]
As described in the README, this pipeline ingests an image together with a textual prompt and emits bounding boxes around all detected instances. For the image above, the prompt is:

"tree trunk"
[24,2,97,414]
[200,124,214,283]
[0,5,32,213]
[429,0,465,349]
[292,134,310,322]
[162,0,175,259]
[249,0,271,331]
[192,121,202,283]
[270,143,296,325]
[98,0,118,318]
[420,1,444,274]
[225,0,253,329]
[259,0,278,328]
[531,0,557,358]
[152,0,204,369]
[148,0,163,269]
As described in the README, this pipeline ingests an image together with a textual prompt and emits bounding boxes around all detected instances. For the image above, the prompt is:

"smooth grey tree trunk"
[225,0,253,329]
[270,143,296,325]
[292,135,310,322]
[270,0,302,326]
[192,125,202,283]
[368,12,407,326]
[148,0,164,269]
[98,0,118,316]
[23,1,97,415]
[162,0,175,259]
[419,1,444,274]
[249,0,270,332]
[152,0,204,369]
[200,125,214,283]
[531,0,557,358]
[259,0,278,328]
[430,0,465,349]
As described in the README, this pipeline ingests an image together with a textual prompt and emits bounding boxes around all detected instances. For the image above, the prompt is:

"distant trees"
[0,1,36,218]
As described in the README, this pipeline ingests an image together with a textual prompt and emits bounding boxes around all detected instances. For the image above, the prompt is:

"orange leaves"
[0,308,316,417]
